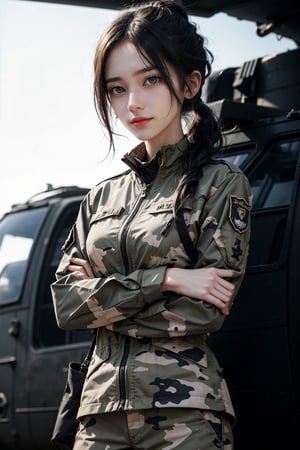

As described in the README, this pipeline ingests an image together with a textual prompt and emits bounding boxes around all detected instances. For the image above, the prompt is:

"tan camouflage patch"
[91,245,110,276]
[127,326,138,338]
[127,411,145,430]
[86,300,127,328]
[148,245,189,268]
[208,186,218,198]
[161,310,187,337]
[163,423,192,449]
[135,351,174,367]
[213,229,224,248]
[134,367,148,372]
[142,232,163,247]
[184,210,201,226]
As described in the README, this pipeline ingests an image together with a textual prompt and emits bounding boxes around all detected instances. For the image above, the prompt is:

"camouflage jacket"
[51,136,252,420]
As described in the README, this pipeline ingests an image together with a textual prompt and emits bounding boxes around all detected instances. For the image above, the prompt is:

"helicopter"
[1,1,300,449]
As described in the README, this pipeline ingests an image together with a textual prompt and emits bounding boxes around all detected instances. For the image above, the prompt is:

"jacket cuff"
[141,266,167,304]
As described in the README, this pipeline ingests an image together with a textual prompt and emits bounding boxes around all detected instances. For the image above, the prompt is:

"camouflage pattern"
[51,136,251,422]
[74,408,233,449]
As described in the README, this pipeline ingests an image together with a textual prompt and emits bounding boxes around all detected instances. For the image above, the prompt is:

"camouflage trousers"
[73,408,233,450]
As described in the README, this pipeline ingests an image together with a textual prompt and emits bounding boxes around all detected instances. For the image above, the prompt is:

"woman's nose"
[127,90,144,113]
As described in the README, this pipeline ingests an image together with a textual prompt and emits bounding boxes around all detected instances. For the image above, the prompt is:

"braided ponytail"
[175,99,222,211]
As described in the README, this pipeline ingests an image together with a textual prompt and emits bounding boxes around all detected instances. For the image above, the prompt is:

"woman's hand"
[161,267,235,315]
[68,257,94,279]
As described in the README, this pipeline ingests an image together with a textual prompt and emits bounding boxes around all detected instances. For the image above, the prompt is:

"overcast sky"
[0,0,296,217]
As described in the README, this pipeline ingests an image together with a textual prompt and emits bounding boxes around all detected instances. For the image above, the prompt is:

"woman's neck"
[144,131,184,160]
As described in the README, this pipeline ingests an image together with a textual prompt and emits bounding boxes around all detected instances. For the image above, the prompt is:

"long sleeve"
[51,193,167,331]
[110,170,251,338]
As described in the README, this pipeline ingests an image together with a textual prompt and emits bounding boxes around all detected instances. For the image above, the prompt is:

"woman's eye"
[110,86,125,95]
[145,76,160,86]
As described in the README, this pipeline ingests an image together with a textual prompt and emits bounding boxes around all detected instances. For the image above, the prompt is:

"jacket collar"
[122,136,189,182]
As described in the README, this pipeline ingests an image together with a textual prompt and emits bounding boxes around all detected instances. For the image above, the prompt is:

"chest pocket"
[90,206,125,226]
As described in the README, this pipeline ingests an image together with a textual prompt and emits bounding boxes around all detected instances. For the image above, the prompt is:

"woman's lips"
[131,117,152,127]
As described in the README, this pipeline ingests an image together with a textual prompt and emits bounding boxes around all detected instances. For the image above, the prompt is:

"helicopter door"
[0,206,48,449]
[26,201,91,449]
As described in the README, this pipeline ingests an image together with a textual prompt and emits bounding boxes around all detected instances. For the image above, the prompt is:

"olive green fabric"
[51,136,251,421]
[73,409,233,450]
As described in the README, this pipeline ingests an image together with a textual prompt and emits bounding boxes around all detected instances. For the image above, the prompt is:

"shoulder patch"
[61,223,76,252]
[229,195,251,234]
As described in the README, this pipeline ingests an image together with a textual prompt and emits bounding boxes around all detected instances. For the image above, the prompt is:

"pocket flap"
[90,206,125,224]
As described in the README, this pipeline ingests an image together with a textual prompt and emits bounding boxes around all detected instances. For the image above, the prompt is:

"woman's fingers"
[203,271,235,314]
[68,266,88,279]
[211,286,233,304]
[68,257,94,279]
[210,287,234,315]
[214,279,235,302]
[68,265,89,279]
[204,292,230,315]
[167,267,235,315]
[215,268,234,278]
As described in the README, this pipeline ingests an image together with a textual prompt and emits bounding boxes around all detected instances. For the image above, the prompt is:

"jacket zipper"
[120,183,151,274]
[118,182,151,410]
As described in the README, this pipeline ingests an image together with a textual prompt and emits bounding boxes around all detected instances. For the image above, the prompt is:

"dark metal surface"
[20,0,300,44]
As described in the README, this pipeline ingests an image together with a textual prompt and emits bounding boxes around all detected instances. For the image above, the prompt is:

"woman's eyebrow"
[105,66,156,84]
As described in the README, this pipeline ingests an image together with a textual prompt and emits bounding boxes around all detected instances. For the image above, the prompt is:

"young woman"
[51,1,251,448]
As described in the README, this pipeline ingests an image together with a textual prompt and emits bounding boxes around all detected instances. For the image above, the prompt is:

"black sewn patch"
[232,238,243,260]
[229,195,250,234]
[61,223,76,252]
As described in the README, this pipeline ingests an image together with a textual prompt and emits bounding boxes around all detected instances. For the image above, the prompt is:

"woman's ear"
[184,70,202,99]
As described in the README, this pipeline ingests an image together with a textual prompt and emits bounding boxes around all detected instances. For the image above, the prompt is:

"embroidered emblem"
[232,238,243,260]
[61,223,76,252]
[229,195,250,233]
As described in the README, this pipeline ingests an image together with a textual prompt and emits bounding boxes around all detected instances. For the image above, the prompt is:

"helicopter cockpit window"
[0,208,47,305]
[219,151,252,169]
[248,140,299,210]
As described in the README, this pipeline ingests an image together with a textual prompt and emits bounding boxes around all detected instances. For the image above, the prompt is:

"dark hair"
[94,0,222,209]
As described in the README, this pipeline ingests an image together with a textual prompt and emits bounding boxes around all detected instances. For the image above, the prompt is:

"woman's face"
[104,40,188,159]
